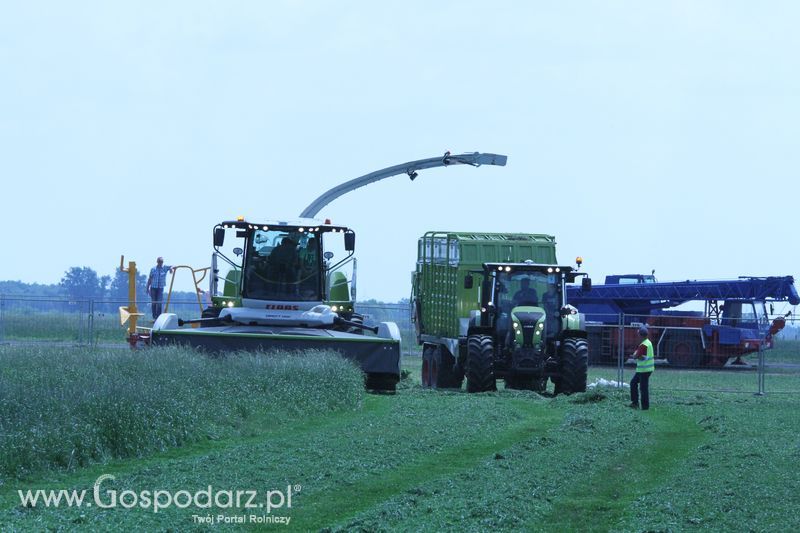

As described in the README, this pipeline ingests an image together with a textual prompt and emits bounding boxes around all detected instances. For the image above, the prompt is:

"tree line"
[0,267,200,302]
[1,269,406,305]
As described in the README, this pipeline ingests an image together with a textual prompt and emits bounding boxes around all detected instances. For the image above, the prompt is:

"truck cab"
[604,274,657,284]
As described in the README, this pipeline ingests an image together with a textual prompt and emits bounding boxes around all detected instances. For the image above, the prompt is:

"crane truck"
[412,232,591,394]
[566,274,799,367]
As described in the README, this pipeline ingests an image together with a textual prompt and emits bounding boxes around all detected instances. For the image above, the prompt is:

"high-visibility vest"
[637,338,655,373]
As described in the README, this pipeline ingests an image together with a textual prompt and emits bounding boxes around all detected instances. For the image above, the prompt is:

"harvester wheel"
[557,337,589,395]
[466,335,496,393]
[201,306,221,324]
[349,313,365,335]
[365,373,398,392]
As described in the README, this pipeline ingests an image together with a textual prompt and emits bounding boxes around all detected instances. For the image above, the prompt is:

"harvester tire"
[349,313,365,335]
[466,335,496,393]
[557,337,589,395]
[365,373,398,392]
[201,306,221,321]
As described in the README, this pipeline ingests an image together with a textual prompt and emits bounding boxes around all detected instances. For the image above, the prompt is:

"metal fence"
[1,296,797,394]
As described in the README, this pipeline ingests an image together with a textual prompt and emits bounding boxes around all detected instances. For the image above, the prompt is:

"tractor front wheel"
[467,335,496,393]
[556,338,589,395]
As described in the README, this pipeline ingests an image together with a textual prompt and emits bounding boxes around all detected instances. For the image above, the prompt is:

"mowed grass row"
[4,383,799,531]
[0,346,364,481]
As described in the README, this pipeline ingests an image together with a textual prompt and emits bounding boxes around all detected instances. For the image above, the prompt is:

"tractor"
[412,231,590,394]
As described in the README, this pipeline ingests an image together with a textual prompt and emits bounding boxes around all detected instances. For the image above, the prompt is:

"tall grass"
[0,345,364,480]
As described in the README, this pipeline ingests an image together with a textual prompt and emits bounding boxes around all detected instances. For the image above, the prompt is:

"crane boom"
[568,276,800,315]
[300,152,507,218]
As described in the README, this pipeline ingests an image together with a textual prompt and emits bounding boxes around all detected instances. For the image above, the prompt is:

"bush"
[0,345,363,480]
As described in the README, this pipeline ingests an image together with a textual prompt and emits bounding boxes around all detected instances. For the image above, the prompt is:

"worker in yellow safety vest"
[630,325,655,410]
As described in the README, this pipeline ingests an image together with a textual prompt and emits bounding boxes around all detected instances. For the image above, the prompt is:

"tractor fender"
[467,325,494,337]
[560,329,587,340]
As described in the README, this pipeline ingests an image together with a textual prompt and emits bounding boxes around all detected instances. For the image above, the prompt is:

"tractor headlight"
[331,305,339,312]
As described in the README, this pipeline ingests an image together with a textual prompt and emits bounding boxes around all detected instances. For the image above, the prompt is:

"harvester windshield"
[244,229,321,301]
[210,219,356,309]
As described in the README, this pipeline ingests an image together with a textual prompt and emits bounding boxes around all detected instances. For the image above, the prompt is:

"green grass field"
[1,346,799,531]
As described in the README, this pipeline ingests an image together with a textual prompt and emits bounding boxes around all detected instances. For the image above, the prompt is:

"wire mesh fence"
[1,296,797,393]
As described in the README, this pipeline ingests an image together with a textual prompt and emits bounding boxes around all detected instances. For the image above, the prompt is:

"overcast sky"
[1,1,798,308]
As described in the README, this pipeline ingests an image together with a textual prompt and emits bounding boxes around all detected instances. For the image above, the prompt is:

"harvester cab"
[464,262,590,393]
[207,218,363,329]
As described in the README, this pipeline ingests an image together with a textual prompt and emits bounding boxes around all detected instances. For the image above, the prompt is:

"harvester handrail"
[165,265,211,316]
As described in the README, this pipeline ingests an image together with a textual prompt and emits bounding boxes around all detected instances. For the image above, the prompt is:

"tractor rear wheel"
[557,338,589,395]
[467,335,496,393]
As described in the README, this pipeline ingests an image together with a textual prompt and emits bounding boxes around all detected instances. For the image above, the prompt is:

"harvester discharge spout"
[300,151,507,218]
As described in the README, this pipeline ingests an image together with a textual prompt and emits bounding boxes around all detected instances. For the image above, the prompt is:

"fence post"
[88,299,95,347]
[0,294,4,342]
[617,313,625,387]
[755,342,766,396]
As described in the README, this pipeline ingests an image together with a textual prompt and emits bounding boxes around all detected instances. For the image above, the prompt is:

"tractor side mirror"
[582,277,592,292]
[344,232,356,252]
[464,274,474,289]
[213,227,225,247]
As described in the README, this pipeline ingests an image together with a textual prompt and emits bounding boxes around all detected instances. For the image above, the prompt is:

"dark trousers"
[630,371,652,410]
[150,288,164,319]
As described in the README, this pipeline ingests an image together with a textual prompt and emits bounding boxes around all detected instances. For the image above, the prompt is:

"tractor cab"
[471,262,583,350]
[207,218,359,324]
[462,261,590,392]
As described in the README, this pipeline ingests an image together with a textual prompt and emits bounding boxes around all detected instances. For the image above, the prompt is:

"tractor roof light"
[547,267,554,273]
[237,215,245,222]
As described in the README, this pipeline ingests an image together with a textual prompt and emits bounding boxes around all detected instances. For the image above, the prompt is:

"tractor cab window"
[243,229,321,301]
[495,271,556,309]
[493,270,563,337]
